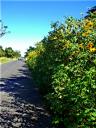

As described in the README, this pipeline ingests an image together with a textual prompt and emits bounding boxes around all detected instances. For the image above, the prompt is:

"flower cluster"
[84,20,93,29]
[86,42,96,52]
[82,19,94,37]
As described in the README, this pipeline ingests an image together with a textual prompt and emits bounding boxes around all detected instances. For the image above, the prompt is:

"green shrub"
[26,12,96,127]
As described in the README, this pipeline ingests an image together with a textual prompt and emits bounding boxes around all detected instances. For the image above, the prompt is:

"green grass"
[0,57,15,64]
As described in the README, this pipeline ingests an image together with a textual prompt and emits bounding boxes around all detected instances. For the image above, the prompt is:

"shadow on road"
[0,65,52,128]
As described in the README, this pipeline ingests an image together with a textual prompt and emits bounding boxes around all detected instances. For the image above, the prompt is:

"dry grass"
[0,57,15,64]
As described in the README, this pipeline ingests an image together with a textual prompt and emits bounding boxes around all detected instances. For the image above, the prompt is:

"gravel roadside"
[0,60,52,128]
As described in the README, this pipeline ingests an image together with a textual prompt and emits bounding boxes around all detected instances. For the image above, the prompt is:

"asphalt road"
[0,60,52,128]
[0,60,25,78]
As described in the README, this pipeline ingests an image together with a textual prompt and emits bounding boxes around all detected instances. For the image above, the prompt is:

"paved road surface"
[0,60,52,128]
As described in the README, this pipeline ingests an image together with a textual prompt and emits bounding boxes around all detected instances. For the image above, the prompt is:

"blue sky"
[0,0,96,56]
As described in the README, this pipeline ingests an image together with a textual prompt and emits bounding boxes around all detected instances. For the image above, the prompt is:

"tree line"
[0,45,21,58]
[0,20,21,58]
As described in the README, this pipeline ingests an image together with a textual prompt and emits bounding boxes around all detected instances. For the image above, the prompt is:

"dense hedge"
[26,12,96,127]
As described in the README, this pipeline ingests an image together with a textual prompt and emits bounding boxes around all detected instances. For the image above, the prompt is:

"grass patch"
[0,57,15,64]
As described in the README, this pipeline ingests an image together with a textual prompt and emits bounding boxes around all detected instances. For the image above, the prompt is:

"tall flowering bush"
[26,12,96,127]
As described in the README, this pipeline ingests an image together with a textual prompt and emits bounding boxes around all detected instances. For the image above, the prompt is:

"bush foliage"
[26,11,96,127]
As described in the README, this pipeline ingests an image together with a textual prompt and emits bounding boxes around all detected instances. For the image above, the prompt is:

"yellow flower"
[83,20,93,30]
[89,47,96,52]
[82,32,88,37]
[86,42,94,49]
[79,44,83,48]
[85,20,93,27]
[87,21,93,27]
[87,30,92,34]
[84,26,89,30]
[82,30,92,37]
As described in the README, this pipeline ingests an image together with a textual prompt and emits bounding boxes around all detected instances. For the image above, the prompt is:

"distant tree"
[14,50,21,58]
[0,45,5,57]
[5,47,14,58]
[0,20,10,38]
[85,6,96,18]
[87,6,96,13]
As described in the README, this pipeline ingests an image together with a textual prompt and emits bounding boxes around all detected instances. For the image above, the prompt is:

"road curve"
[0,60,52,128]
